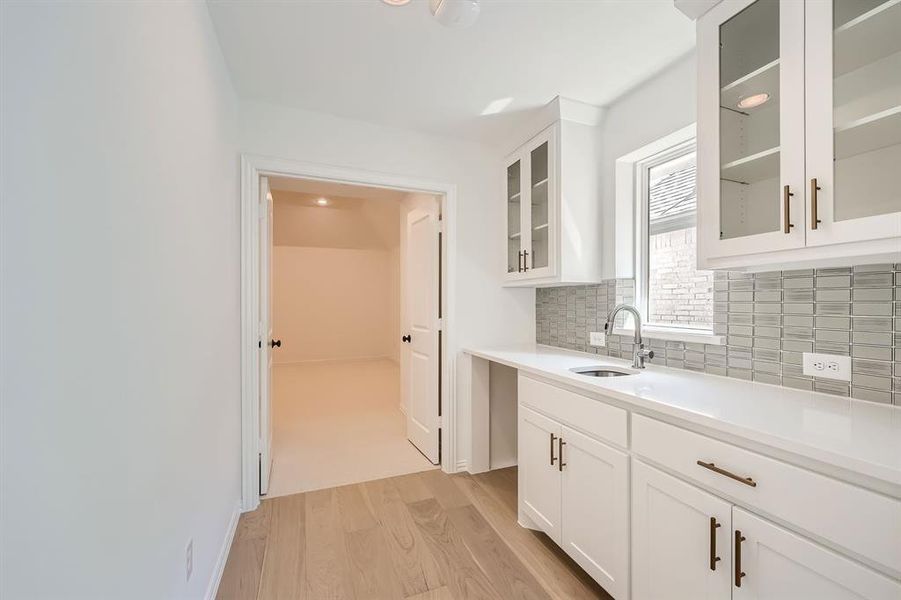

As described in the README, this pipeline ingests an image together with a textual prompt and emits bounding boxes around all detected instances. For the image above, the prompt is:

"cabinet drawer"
[632,414,901,576]
[518,374,627,449]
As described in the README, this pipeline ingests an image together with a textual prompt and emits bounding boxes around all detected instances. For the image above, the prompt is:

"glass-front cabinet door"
[699,0,806,260]
[506,156,524,276]
[526,136,553,277]
[805,0,901,246]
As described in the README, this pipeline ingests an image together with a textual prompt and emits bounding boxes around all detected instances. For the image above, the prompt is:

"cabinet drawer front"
[632,414,901,576]
[518,374,627,448]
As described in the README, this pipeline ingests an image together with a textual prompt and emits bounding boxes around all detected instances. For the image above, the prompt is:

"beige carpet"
[267,358,437,498]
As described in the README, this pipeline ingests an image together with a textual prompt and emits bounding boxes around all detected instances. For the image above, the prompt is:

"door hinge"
[436,318,443,329]
[258,340,262,348]
[437,416,444,427]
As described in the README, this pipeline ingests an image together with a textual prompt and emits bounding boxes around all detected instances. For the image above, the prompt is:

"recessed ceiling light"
[316,198,329,206]
[737,93,770,110]
[430,0,480,28]
[382,0,411,5]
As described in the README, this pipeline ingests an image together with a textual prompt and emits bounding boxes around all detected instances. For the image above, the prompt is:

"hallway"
[267,359,437,498]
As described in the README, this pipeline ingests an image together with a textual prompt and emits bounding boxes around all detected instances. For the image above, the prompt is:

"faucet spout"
[604,304,654,369]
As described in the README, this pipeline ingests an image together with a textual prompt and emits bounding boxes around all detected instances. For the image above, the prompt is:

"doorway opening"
[241,156,456,509]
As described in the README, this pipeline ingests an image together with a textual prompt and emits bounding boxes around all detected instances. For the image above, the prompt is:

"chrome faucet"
[604,304,654,369]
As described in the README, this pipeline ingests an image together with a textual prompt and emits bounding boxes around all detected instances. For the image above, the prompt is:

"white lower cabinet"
[632,460,901,600]
[732,508,901,600]
[632,460,732,600]
[517,404,629,598]
[516,377,900,600]
[518,405,562,544]
[561,426,629,599]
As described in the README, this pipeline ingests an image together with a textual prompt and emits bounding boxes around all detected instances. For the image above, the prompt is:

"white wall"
[602,51,697,275]
[240,101,536,468]
[273,246,395,363]
[1,3,241,599]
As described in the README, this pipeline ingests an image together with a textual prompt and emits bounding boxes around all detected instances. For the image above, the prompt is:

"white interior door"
[258,176,273,495]
[404,208,440,464]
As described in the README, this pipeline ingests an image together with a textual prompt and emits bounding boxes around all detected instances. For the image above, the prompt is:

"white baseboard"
[455,459,468,473]
[204,501,241,600]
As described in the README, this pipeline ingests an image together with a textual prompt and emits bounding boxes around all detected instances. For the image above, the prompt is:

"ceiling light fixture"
[430,0,480,28]
[737,93,770,110]
[316,198,329,206]
[382,0,411,5]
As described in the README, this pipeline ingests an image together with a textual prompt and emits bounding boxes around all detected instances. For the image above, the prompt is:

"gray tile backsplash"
[535,264,901,405]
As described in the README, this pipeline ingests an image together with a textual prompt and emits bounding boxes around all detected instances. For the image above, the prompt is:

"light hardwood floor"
[217,467,613,600]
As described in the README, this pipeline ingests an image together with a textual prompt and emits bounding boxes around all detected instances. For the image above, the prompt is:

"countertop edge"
[463,346,901,491]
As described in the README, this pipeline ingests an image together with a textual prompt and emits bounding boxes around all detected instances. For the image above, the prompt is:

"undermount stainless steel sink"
[570,366,636,378]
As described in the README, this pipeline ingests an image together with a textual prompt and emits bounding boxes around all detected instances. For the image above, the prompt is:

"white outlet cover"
[802,352,851,381]
[589,332,606,347]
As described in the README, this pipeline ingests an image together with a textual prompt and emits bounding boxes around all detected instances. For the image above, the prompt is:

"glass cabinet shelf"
[834,0,901,77]
[721,146,780,184]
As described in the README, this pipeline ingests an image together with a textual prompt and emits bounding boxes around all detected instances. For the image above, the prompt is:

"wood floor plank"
[303,487,355,599]
[361,476,444,597]
[407,498,502,600]
[447,504,552,600]
[407,586,455,600]
[452,472,611,600]
[335,482,378,533]
[345,525,406,600]
[419,469,470,510]
[256,494,306,600]
[392,471,435,504]
[219,469,613,600]
[216,501,272,600]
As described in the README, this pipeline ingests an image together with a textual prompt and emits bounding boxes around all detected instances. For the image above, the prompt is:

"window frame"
[614,123,725,346]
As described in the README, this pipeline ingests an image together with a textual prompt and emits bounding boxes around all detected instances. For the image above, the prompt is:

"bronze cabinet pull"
[518,251,524,272]
[710,517,722,571]
[523,249,530,271]
[735,530,747,587]
[783,185,794,233]
[550,433,557,466]
[696,460,757,487]
[811,178,822,230]
[558,437,566,472]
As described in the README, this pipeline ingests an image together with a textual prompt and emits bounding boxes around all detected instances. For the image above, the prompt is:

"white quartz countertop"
[464,344,901,489]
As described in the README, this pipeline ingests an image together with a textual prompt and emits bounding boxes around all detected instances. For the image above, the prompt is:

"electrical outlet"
[589,331,606,347]
[185,539,193,582]
[802,352,851,381]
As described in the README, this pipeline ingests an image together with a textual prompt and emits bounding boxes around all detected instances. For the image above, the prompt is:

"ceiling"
[206,0,695,143]
[270,177,407,249]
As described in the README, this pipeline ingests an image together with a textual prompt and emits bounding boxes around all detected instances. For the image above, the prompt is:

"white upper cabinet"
[503,98,607,286]
[697,0,901,271]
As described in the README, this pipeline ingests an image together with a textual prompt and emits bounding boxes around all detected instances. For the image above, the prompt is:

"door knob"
[270,339,281,348]
[402,335,411,343]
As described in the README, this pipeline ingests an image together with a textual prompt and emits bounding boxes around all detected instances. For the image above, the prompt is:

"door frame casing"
[239,154,457,512]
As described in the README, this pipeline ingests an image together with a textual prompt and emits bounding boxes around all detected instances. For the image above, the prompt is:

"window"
[616,124,721,344]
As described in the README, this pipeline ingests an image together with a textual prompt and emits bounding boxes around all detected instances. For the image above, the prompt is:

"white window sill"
[612,326,725,346]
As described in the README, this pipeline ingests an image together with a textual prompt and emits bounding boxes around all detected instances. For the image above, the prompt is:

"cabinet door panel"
[632,460,732,600]
[698,0,806,263]
[805,0,901,246]
[505,154,525,277]
[517,405,561,543]
[561,426,629,599]
[521,127,557,280]
[732,508,901,600]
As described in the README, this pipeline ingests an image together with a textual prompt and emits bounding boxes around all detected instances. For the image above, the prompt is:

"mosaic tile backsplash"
[536,265,901,405]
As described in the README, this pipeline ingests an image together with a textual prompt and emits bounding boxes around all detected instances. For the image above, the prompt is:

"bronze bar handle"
[811,178,822,230]
[518,251,523,273]
[523,249,530,272]
[697,460,757,487]
[783,185,794,234]
[558,437,566,472]
[735,530,746,587]
[550,433,557,466]
[710,517,722,571]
